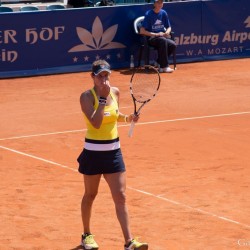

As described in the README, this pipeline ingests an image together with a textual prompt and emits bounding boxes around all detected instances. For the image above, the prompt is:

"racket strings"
[131,68,160,102]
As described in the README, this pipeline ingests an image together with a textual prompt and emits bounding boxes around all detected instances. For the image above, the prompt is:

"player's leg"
[81,174,102,249]
[104,172,132,241]
[104,172,148,250]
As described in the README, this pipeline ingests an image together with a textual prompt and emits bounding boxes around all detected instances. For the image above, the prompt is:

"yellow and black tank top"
[83,88,120,151]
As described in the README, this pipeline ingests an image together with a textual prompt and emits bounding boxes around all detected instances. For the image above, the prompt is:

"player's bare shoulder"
[80,89,94,106]
[111,87,120,98]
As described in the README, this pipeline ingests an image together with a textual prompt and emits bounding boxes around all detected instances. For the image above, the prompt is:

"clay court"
[0,58,250,250]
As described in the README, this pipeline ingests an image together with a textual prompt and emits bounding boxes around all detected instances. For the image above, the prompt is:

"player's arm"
[80,91,106,129]
[118,113,136,123]
[112,87,139,123]
[112,87,127,122]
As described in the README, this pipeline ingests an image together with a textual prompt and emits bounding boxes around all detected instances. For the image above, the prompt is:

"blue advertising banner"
[168,0,250,62]
[0,0,249,78]
[201,0,250,61]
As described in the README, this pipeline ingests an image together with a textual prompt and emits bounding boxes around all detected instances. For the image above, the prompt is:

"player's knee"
[113,191,126,205]
[83,192,98,203]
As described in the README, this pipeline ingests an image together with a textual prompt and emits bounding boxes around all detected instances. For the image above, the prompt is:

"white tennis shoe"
[159,67,174,73]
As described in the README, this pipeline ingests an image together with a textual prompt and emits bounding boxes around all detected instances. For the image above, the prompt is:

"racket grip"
[128,120,136,137]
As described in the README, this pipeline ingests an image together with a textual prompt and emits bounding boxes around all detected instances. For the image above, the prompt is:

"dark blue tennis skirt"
[77,148,126,175]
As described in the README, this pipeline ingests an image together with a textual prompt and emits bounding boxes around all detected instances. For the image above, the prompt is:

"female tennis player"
[77,59,148,250]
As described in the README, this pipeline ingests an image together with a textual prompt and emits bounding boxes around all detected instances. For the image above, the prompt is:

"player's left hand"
[128,114,140,123]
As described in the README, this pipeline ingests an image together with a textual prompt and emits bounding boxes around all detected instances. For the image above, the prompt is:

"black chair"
[134,16,176,69]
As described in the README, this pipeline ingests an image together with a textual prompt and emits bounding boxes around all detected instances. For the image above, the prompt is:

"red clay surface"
[0,58,250,250]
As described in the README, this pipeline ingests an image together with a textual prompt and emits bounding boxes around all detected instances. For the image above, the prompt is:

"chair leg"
[173,51,177,70]
[138,44,152,67]
[138,46,143,67]
[144,48,150,66]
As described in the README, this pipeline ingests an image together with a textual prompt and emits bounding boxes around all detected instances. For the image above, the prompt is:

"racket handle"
[128,120,136,137]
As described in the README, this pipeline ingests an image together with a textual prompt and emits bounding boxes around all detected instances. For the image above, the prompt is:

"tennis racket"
[128,65,161,137]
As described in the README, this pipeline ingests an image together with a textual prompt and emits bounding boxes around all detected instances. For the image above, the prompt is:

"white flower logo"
[68,16,126,52]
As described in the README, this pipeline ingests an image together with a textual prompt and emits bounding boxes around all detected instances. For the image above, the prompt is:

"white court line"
[128,187,250,229]
[0,144,249,230]
[0,111,250,141]
[0,129,86,141]
[0,145,77,172]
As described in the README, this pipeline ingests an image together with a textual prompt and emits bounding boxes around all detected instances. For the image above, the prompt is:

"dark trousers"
[148,37,176,68]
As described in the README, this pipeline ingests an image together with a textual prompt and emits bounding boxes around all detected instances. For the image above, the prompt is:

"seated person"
[140,0,176,73]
